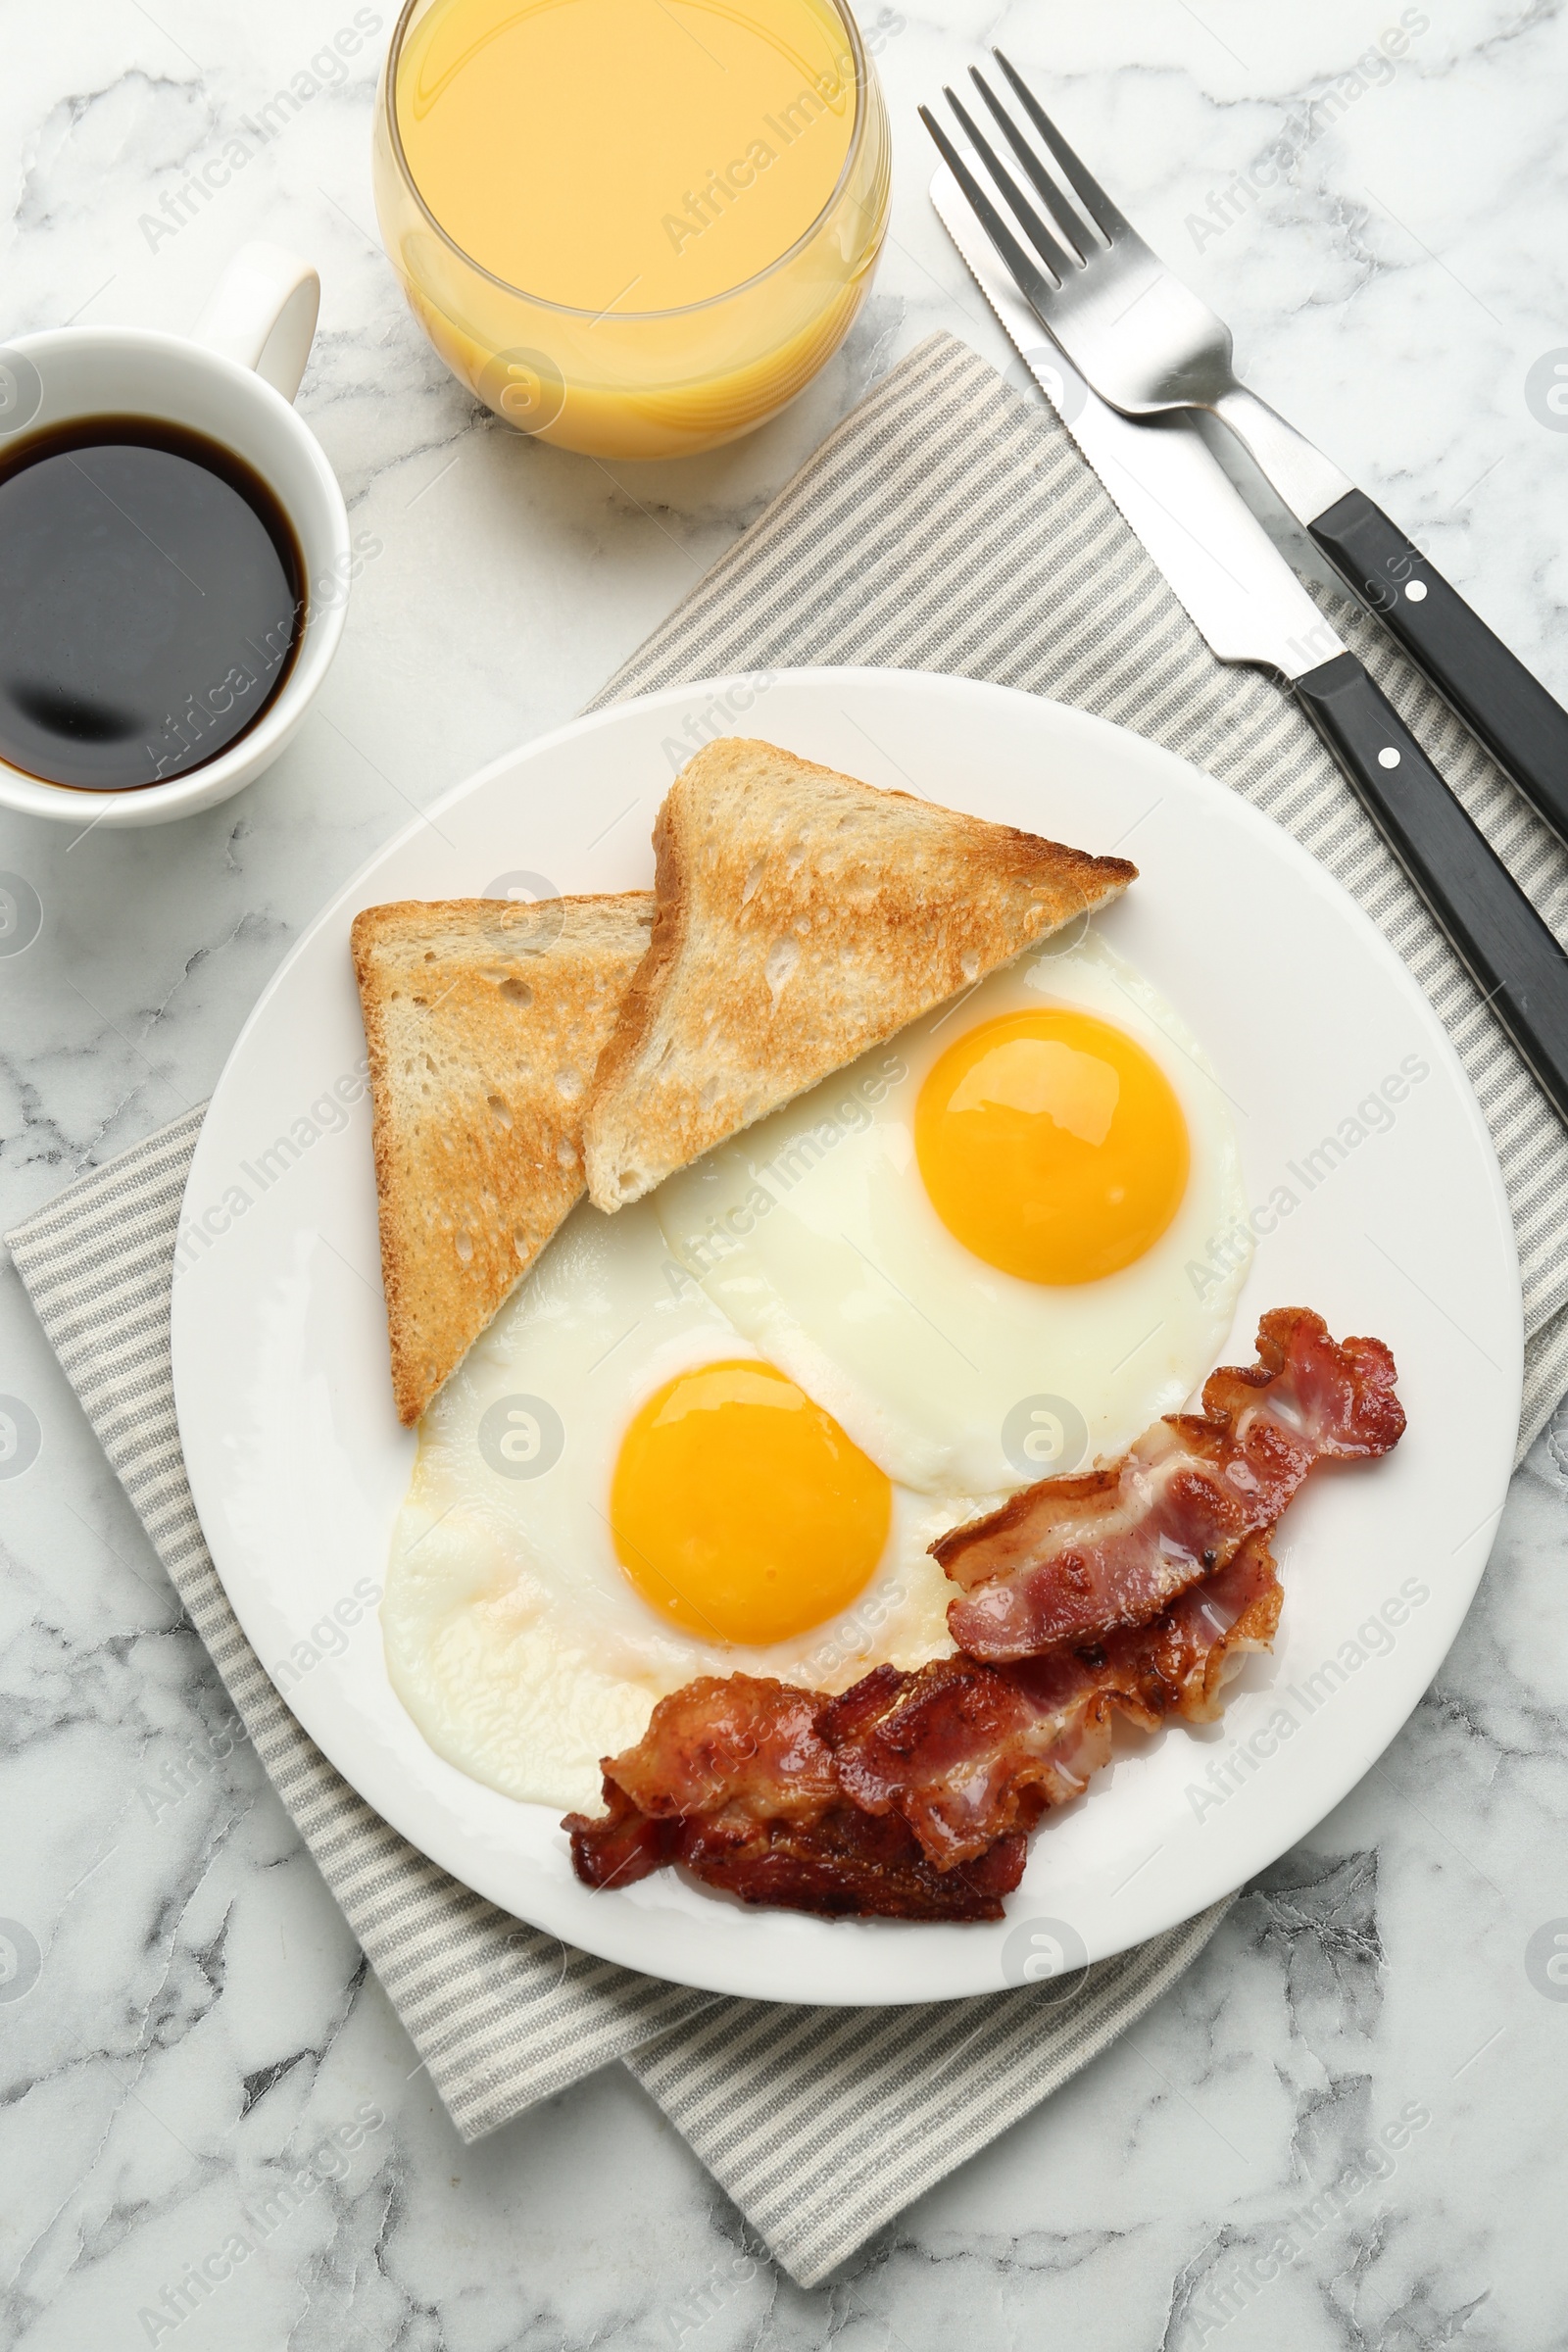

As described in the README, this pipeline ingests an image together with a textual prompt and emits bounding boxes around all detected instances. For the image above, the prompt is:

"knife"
[932,162,1568,1129]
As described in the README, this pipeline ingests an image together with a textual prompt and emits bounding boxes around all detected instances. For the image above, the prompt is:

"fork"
[921,53,1568,850]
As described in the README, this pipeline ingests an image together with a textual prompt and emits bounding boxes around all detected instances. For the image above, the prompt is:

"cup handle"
[190,242,320,404]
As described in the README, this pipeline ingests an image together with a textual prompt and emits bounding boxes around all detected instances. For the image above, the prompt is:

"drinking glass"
[372,0,891,462]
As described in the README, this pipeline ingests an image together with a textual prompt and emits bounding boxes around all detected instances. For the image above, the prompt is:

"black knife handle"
[1308,488,1568,845]
[1294,652,1568,1126]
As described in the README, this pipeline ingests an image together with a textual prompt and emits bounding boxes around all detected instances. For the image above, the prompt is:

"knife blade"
[932,161,1568,1129]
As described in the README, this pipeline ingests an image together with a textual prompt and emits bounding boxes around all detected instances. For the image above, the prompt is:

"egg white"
[654,933,1250,1496]
[383,1196,993,1814]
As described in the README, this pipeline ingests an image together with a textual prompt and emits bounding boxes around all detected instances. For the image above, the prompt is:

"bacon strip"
[579,1675,839,1827]
[564,1676,1028,1920]
[1106,1526,1282,1730]
[939,1309,1402,1662]
[668,1806,1028,1921]
[821,1534,1281,1869]
[568,1538,1282,1896]
[820,1652,1108,1871]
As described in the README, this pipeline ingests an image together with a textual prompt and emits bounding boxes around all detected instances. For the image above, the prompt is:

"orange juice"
[372,0,889,458]
[398,0,858,311]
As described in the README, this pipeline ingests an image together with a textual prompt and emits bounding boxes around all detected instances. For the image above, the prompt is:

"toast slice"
[353,892,654,1424]
[583,739,1137,1210]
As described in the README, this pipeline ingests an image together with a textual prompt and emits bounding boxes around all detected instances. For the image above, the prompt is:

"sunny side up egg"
[382,933,1250,1815]
[656,933,1249,1495]
[382,1199,974,1813]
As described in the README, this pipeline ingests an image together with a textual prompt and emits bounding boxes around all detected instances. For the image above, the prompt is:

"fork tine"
[967,68,1090,264]
[918,105,1059,318]
[991,50,1132,244]
[941,87,1077,282]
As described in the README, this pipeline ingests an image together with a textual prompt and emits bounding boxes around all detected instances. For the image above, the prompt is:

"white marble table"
[4,2,1568,2342]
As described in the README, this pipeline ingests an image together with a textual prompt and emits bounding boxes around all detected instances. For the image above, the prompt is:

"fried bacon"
[564,1677,1027,1920]
[578,1674,839,1826]
[568,1538,1283,1892]
[821,1534,1282,1868]
[939,1309,1402,1663]
[821,1650,1110,1872]
[563,1311,1402,1922]
[1107,1526,1283,1730]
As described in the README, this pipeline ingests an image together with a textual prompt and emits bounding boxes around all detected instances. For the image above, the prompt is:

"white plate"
[172,670,1522,2006]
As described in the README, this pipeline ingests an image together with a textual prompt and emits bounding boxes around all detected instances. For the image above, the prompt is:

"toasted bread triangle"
[353,892,654,1424]
[583,739,1136,1211]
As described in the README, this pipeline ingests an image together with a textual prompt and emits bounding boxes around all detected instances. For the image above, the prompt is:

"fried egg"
[654,933,1250,1494]
[383,931,1250,1813]
[383,1196,991,1813]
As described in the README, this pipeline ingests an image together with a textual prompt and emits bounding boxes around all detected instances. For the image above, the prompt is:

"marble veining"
[4,1,1568,2343]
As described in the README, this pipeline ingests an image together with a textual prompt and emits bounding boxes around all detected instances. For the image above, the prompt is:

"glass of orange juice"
[372,0,891,462]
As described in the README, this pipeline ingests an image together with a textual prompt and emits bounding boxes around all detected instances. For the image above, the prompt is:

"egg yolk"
[610,1360,892,1645]
[914,1007,1190,1285]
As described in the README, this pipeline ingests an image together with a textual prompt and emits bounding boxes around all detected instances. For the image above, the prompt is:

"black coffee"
[0,416,304,791]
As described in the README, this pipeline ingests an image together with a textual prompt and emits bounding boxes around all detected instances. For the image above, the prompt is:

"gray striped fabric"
[5,1113,717,2132]
[11,328,1566,2288]
[626,1899,1228,2281]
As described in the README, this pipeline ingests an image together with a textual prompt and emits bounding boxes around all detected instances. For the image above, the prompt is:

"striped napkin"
[11,331,1566,2288]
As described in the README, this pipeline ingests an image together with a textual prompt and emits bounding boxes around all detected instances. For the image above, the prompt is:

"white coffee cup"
[0,242,352,829]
